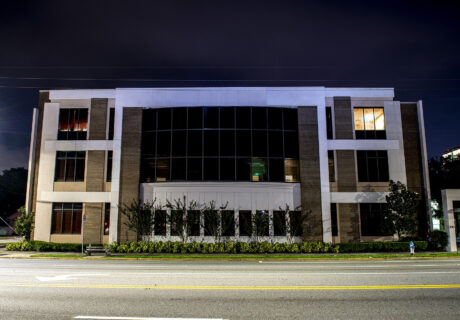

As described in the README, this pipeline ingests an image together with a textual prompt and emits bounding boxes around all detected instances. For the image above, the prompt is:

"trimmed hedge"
[7,240,430,254]
[110,241,339,254]
[6,240,102,252]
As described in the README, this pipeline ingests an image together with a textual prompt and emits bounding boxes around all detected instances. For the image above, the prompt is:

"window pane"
[170,211,183,236]
[328,150,335,182]
[171,158,186,181]
[354,108,364,130]
[284,132,299,158]
[374,108,385,130]
[62,209,72,233]
[220,107,234,128]
[284,159,300,182]
[357,151,368,181]
[172,108,187,129]
[71,209,82,234]
[268,131,283,157]
[142,132,156,156]
[254,210,269,236]
[378,152,389,181]
[187,158,202,181]
[236,107,251,128]
[236,130,251,156]
[154,210,166,236]
[172,131,186,156]
[55,158,66,181]
[253,131,267,157]
[188,107,203,129]
[252,107,267,129]
[58,109,69,131]
[331,203,338,236]
[104,203,110,235]
[142,159,156,183]
[283,109,298,130]
[204,158,218,180]
[75,158,85,181]
[65,159,76,181]
[364,108,375,130]
[187,130,202,156]
[143,109,156,131]
[289,211,302,237]
[156,131,171,157]
[222,210,235,236]
[251,158,267,182]
[239,210,252,236]
[268,108,283,130]
[51,210,62,234]
[204,107,219,128]
[204,130,218,156]
[68,109,76,132]
[273,211,286,236]
[220,158,235,181]
[269,158,284,182]
[236,158,250,181]
[220,131,235,156]
[155,159,170,182]
[204,210,218,236]
[77,109,88,132]
[157,108,171,130]
[326,107,333,139]
[187,210,200,236]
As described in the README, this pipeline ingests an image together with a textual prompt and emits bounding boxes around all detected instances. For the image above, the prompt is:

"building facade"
[25,87,432,244]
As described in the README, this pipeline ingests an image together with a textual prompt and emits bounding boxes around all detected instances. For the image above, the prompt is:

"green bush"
[430,231,448,250]
[6,240,103,252]
[338,241,428,253]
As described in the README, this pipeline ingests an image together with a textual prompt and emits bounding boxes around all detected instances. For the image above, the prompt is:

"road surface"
[0,258,459,319]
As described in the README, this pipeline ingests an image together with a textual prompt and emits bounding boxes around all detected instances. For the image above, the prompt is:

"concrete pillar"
[441,189,459,252]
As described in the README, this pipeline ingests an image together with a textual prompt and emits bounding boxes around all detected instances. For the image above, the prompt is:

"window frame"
[51,203,83,234]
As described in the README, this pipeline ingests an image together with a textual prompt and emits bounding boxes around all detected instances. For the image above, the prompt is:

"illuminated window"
[354,107,385,139]
[58,109,88,140]
[284,159,300,182]
[251,158,267,182]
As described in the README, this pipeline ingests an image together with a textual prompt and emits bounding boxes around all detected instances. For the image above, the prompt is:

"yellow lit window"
[354,107,385,131]
[284,159,300,182]
[374,108,385,130]
[354,109,364,130]
[364,108,375,130]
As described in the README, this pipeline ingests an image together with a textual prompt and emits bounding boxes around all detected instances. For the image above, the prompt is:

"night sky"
[1,0,459,171]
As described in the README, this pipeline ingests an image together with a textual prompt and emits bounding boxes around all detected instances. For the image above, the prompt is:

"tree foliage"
[119,200,161,241]
[384,180,419,238]
[0,168,27,220]
[14,206,34,241]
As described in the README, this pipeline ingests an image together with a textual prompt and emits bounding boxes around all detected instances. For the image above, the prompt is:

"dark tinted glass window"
[236,107,251,128]
[236,130,251,156]
[331,203,338,236]
[204,130,218,156]
[173,108,187,129]
[157,108,171,130]
[204,107,219,128]
[273,211,286,236]
[187,158,202,180]
[170,211,183,236]
[222,210,235,236]
[108,108,115,140]
[328,150,335,182]
[269,158,284,182]
[357,151,389,182]
[269,131,283,157]
[360,203,390,236]
[171,158,186,181]
[156,131,171,157]
[156,159,170,182]
[220,107,234,128]
[236,158,250,181]
[220,158,235,181]
[143,132,156,156]
[104,203,110,235]
[187,210,200,236]
[172,131,186,156]
[252,131,267,157]
[326,107,333,139]
[289,211,303,237]
[143,109,156,131]
[254,210,269,236]
[239,210,252,236]
[268,108,283,130]
[154,210,167,236]
[284,132,299,158]
[204,210,218,236]
[142,159,156,183]
[106,151,113,182]
[283,108,298,130]
[252,107,267,129]
[204,158,218,180]
[188,107,203,129]
[187,130,202,156]
[220,131,235,156]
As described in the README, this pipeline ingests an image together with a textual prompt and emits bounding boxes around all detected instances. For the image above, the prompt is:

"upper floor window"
[354,107,386,139]
[58,108,88,140]
[51,203,82,234]
[357,150,389,182]
[360,203,391,236]
[55,151,85,182]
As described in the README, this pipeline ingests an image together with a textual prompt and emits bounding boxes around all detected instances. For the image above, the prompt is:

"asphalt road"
[0,258,460,320]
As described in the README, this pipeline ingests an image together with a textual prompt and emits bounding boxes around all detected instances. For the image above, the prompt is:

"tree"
[201,201,229,243]
[0,168,28,221]
[165,196,199,242]
[271,204,304,243]
[384,180,419,238]
[119,200,162,241]
[14,206,34,241]
[429,156,460,218]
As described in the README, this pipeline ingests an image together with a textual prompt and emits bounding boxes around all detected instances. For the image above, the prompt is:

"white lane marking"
[36,273,109,282]
[74,317,225,320]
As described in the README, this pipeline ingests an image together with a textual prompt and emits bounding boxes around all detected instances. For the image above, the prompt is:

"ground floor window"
[273,211,286,236]
[154,210,167,236]
[360,203,390,236]
[104,203,110,235]
[51,203,82,234]
[289,211,303,237]
[331,203,338,237]
[254,210,269,237]
[239,210,252,236]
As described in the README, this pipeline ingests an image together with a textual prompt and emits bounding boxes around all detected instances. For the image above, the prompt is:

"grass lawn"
[30,252,460,260]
